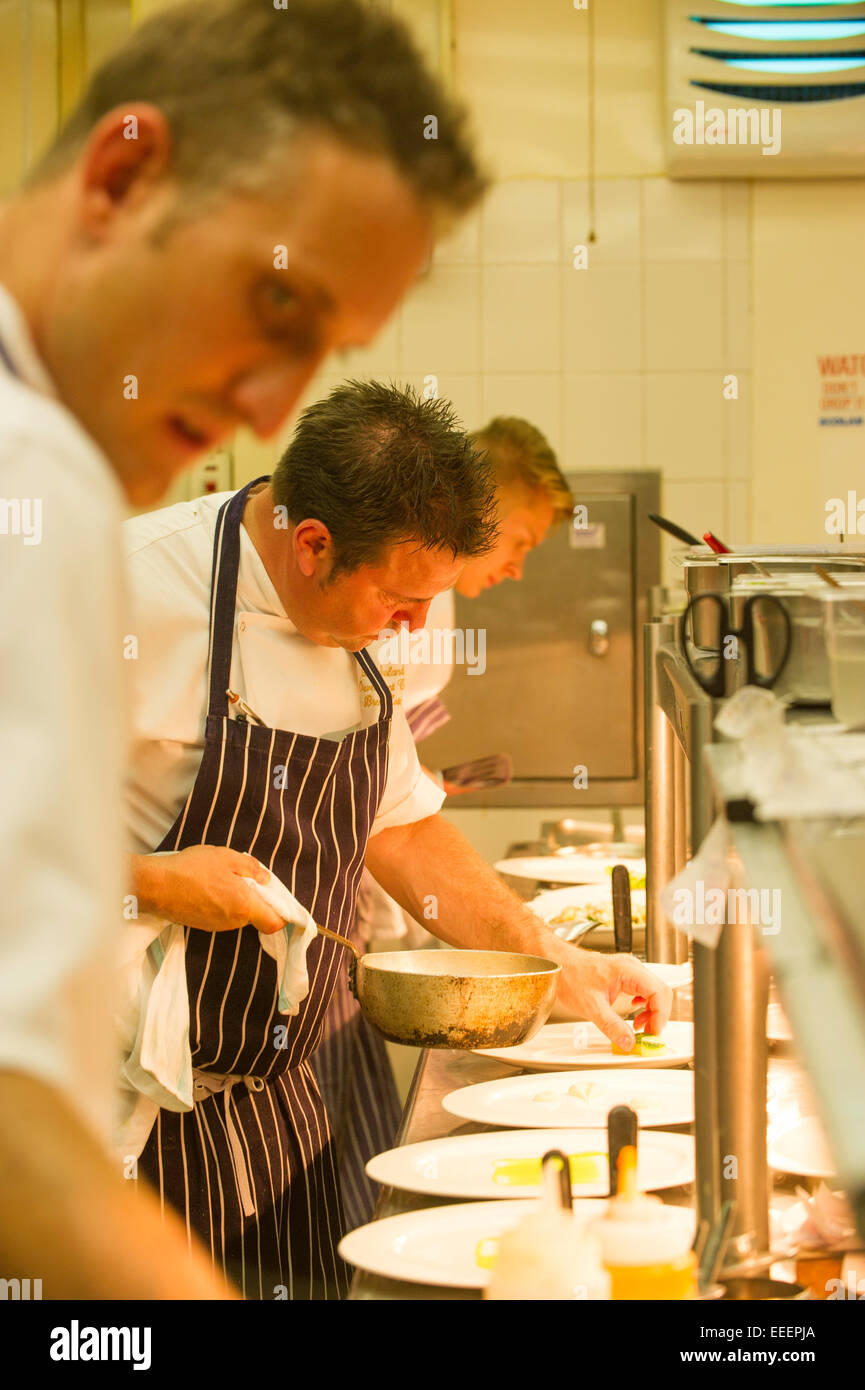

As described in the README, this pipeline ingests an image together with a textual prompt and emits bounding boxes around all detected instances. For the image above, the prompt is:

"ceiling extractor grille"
[664,1,865,175]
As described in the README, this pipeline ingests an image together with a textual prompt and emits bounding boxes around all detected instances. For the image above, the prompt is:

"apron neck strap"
[206,476,270,719]
[352,647,393,723]
[0,336,20,379]
[207,478,394,726]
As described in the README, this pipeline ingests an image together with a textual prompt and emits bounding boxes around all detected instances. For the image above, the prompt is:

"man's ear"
[76,104,174,237]
[294,519,333,578]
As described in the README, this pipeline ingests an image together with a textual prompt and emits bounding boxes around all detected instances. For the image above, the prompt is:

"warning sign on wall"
[818,354,865,535]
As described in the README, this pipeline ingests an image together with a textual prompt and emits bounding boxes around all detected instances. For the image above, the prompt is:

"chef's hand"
[552,947,673,1051]
[130,847,285,934]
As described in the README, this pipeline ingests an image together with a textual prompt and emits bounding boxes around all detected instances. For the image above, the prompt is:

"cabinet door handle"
[589,618,610,656]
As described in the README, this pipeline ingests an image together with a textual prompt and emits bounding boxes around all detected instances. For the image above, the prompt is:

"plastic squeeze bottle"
[589,1145,697,1300]
[483,1149,611,1301]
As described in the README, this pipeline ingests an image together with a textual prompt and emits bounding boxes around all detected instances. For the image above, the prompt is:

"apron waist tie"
[191,1068,266,1218]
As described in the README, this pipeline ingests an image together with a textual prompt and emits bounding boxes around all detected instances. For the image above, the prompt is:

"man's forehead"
[375,540,462,588]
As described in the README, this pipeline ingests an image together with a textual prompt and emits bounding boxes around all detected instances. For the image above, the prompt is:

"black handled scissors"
[679,592,792,698]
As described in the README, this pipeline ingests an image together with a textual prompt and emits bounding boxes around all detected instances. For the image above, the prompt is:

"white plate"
[474,1020,694,1071]
[767,1060,817,1127]
[769,1115,835,1179]
[531,884,647,929]
[444,1060,807,1131]
[530,884,648,954]
[494,854,645,887]
[442,1068,694,1129]
[338,1198,694,1290]
[366,1127,695,1200]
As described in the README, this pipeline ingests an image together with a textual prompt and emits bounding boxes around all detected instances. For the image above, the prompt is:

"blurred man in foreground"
[0,0,484,1297]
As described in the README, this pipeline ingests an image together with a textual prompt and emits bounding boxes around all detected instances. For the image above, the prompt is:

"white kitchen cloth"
[114,862,319,1162]
[714,686,865,820]
[252,869,320,1013]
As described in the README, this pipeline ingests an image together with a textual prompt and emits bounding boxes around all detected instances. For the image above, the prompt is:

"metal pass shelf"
[704,741,865,1245]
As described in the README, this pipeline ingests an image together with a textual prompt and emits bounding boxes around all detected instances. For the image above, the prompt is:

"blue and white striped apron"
[136,478,392,1299]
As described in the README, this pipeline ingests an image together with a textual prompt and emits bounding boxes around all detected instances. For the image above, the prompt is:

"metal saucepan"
[314,923,560,1049]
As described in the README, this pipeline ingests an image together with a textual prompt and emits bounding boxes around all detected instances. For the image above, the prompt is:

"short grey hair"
[29,0,487,215]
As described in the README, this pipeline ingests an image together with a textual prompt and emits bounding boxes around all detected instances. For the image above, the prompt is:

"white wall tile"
[434,207,482,265]
[726,480,751,545]
[481,374,563,454]
[660,480,727,583]
[662,479,727,530]
[723,182,751,261]
[562,263,643,372]
[399,373,483,431]
[594,0,665,177]
[401,265,480,375]
[481,266,561,372]
[455,0,589,179]
[645,373,725,481]
[642,180,723,261]
[562,374,643,473]
[724,260,751,370]
[481,179,561,263]
[562,179,642,266]
[723,370,751,481]
[644,262,724,371]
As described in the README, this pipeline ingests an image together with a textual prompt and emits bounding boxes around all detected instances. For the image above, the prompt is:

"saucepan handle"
[310,920,362,997]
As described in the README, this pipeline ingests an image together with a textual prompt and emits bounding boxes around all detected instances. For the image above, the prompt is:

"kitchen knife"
[611,863,632,955]
[648,513,700,547]
[607,1104,638,1197]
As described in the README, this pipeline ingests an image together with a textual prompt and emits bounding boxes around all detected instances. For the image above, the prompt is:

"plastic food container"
[821,588,865,728]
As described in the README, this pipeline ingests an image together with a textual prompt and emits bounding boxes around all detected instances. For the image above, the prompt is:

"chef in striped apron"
[121,382,496,1297]
[313,418,575,1230]
[136,480,395,1300]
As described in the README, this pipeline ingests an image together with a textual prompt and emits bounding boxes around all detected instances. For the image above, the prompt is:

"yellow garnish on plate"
[612,1032,667,1057]
[491,1153,606,1186]
[475,1237,499,1269]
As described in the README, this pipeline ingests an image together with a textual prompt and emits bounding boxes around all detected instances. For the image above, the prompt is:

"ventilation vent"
[665,1,865,175]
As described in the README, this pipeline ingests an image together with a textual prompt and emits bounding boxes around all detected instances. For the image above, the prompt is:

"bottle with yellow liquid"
[483,1150,611,1301]
[589,1146,697,1300]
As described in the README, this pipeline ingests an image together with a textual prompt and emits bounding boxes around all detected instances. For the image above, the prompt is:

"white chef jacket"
[123,491,445,860]
[361,588,456,948]
[400,587,456,712]
[0,282,127,1143]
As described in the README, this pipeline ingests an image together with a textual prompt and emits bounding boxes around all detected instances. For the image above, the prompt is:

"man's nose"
[409,601,432,630]
[227,355,328,438]
[502,558,524,581]
[392,603,431,632]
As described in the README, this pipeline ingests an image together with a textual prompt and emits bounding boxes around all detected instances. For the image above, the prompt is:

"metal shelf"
[705,742,865,1245]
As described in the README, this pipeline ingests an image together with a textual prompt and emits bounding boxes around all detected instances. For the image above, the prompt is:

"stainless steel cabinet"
[421,470,660,808]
